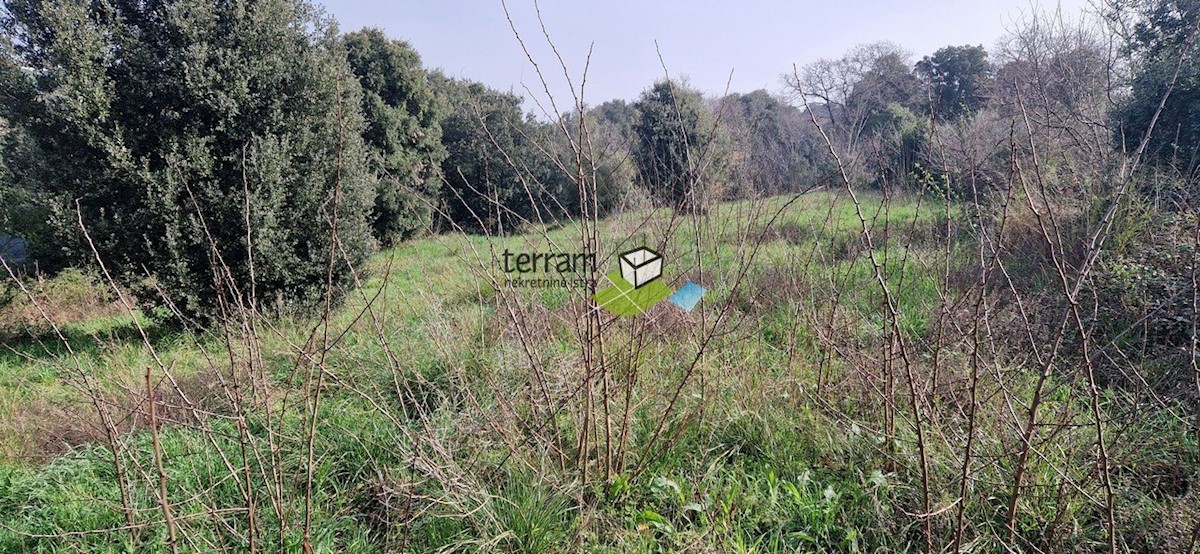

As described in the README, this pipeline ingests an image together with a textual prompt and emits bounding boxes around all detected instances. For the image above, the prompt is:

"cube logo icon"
[593,244,704,317]
[619,247,662,289]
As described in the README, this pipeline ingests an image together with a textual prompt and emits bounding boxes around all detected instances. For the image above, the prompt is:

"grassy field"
[1,191,1196,552]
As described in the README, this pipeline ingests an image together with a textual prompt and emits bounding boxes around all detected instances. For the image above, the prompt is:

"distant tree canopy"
[632,79,720,212]
[546,108,637,219]
[791,43,920,144]
[0,0,376,322]
[581,99,639,215]
[591,99,637,142]
[718,90,815,195]
[851,50,923,130]
[915,45,993,120]
[1116,0,1200,176]
[344,28,446,246]
[434,75,570,233]
[788,43,928,189]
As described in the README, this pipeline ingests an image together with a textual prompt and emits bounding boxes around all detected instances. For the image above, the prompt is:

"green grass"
[1,191,1194,552]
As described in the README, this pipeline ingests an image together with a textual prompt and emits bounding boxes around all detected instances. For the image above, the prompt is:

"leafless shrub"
[2,4,1197,553]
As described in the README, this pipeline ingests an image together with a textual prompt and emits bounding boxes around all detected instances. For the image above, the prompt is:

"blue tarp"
[667,280,706,312]
[0,236,28,265]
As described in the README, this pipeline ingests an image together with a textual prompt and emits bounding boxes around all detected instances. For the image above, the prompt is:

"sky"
[318,0,1093,114]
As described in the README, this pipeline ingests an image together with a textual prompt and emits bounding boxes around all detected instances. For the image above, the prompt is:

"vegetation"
[914,44,992,120]
[435,74,570,233]
[345,29,447,246]
[1,0,1198,552]
[0,0,377,321]
[632,79,722,213]
[1116,0,1200,177]
[717,90,817,197]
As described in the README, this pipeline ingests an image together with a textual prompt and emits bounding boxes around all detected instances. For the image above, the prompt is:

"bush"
[345,29,447,246]
[0,268,117,334]
[1,0,378,323]
[434,75,570,234]
[1090,212,1198,349]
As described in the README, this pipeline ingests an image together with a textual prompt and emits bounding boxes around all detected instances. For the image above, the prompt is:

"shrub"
[434,75,570,234]
[344,29,446,246]
[1090,212,1198,350]
[0,0,377,323]
[0,268,118,334]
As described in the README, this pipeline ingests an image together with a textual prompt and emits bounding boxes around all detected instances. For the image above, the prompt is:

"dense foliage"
[434,75,570,233]
[1,0,377,321]
[1116,0,1200,180]
[632,79,718,213]
[915,45,993,120]
[718,90,817,196]
[345,29,446,246]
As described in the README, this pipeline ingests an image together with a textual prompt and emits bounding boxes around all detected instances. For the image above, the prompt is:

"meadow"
[3,190,1194,552]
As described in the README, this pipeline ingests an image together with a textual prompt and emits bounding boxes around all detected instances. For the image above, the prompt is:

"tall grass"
[2,7,1199,554]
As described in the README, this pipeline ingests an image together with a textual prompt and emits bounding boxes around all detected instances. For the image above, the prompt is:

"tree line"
[1,0,1195,324]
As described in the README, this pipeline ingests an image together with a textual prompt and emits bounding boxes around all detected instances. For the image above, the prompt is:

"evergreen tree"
[632,80,718,212]
[434,75,569,233]
[0,0,377,322]
[344,28,446,245]
[1115,0,1200,175]
[915,45,993,120]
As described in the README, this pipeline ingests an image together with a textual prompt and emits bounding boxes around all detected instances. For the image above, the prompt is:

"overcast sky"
[319,0,1093,114]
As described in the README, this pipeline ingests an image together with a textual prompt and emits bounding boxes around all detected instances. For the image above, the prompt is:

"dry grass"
[0,269,126,335]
